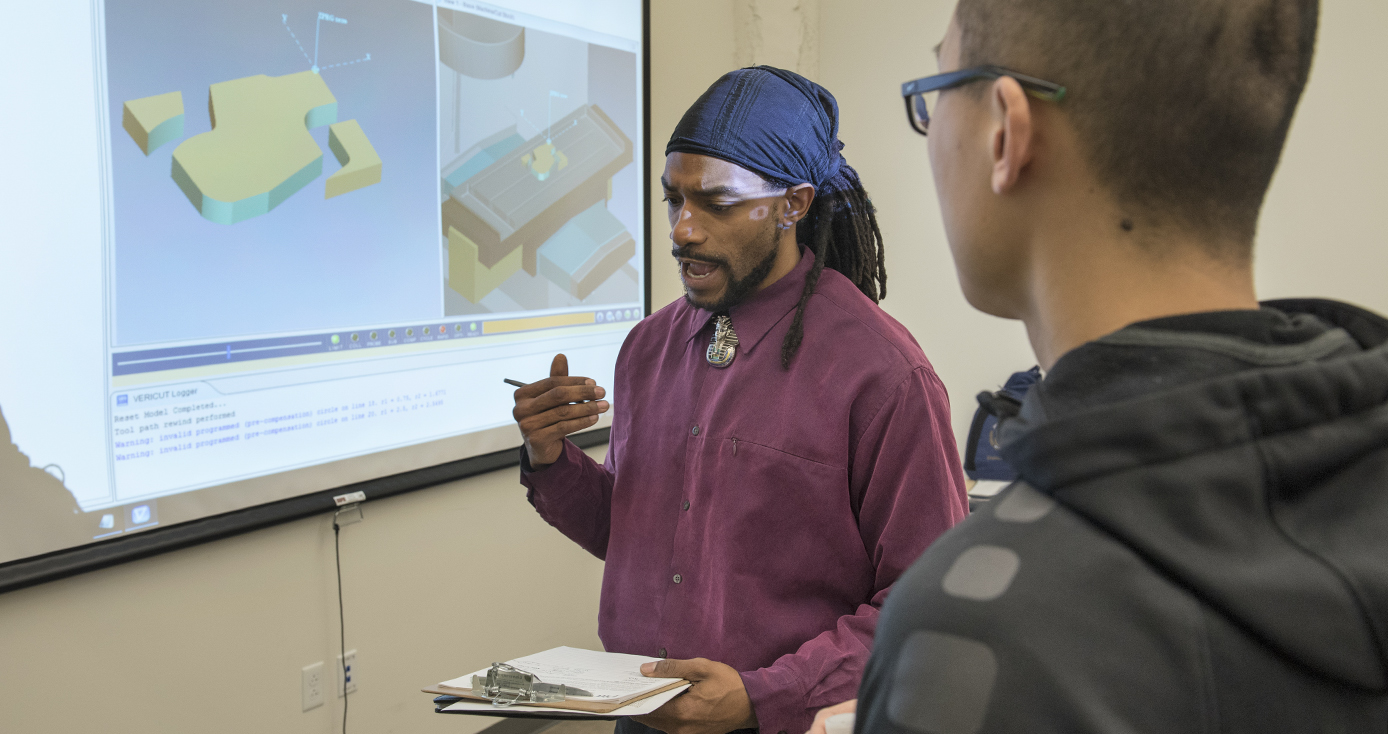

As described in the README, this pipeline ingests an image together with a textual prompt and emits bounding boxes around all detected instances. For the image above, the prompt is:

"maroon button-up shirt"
[522,250,968,734]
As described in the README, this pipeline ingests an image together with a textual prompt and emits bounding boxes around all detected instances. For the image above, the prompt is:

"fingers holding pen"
[510,375,610,435]
[512,383,608,420]
[516,398,609,431]
[512,375,594,400]
[508,354,610,468]
[530,413,607,445]
[528,383,607,413]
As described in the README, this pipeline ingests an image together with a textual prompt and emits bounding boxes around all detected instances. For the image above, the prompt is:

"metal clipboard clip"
[471,662,594,707]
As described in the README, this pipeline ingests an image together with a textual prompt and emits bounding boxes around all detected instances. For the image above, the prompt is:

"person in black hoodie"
[809,0,1388,732]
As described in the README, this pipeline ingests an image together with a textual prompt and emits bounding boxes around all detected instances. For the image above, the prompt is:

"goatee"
[678,223,782,312]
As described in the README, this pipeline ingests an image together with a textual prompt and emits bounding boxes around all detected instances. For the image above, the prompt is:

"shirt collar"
[682,247,815,355]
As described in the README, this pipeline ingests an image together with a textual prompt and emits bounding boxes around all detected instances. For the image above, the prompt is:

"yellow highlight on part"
[521,142,568,181]
[448,226,521,303]
[325,119,382,199]
[483,311,595,335]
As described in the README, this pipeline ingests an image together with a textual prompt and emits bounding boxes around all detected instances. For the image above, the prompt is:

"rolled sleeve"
[741,665,809,734]
[740,599,878,734]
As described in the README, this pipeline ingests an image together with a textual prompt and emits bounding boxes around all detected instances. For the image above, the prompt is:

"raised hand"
[511,353,610,468]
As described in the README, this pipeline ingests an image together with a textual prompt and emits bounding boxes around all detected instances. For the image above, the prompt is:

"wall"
[1254,0,1388,310]
[0,449,608,734]
[0,3,740,733]
[815,0,1388,443]
[648,2,737,309]
[733,0,819,81]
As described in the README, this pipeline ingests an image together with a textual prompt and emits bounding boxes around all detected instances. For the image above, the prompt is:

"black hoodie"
[855,299,1388,733]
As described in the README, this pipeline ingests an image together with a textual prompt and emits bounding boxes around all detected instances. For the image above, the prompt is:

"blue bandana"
[666,66,857,195]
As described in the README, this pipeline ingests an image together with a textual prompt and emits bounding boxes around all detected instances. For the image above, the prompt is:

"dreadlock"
[778,168,887,369]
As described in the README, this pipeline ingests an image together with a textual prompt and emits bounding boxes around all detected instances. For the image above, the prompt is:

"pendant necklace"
[706,314,739,368]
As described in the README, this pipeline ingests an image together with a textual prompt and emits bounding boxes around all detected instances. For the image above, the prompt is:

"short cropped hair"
[956,0,1319,254]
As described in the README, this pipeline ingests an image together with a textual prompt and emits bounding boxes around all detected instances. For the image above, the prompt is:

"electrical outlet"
[336,649,358,697]
[302,661,325,711]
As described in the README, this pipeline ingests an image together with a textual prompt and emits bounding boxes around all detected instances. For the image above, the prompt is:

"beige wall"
[0,448,608,734]
[1255,0,1388,310]
[648,2,737,309]
[3,3,1384,734]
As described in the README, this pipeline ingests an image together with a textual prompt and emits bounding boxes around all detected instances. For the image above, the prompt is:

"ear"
[782,183,816,226]
[989,76,1035,194]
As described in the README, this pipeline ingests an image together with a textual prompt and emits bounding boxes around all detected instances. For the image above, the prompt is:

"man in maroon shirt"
[511,67,968,734]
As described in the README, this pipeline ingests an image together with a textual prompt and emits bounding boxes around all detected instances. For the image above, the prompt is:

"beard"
[676,220,782,313]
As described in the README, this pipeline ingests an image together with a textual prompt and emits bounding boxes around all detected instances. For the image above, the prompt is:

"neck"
[754,228,804,293]
[1020,222,1258,370]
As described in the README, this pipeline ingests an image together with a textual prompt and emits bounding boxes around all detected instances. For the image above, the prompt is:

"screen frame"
[0,0,652,596]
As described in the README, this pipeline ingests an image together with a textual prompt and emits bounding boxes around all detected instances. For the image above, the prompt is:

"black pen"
[503,378,528,388]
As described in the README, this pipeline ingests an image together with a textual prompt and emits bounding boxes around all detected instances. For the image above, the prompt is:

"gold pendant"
[706,315,739,368]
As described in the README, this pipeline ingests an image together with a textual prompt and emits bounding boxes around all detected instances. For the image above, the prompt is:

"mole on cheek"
[748,205,769,221]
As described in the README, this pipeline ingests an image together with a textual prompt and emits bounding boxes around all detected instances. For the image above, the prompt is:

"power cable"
[333,510,349,734]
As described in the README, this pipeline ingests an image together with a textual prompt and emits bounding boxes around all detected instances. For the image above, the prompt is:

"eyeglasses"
[901,65,1067,136]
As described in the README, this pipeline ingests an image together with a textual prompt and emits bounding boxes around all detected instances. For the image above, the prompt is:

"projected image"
[0,0,645,571]
[104,0,440,346]
[437,9,641,315]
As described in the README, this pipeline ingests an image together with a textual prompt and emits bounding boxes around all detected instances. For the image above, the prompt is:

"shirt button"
[691,425,700,436]
[682,500,690,511]
[658,648,667,658]
[673,573,682,584]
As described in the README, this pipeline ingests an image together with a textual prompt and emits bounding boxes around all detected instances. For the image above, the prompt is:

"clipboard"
[422,678,688,714]
[432,695,624,720]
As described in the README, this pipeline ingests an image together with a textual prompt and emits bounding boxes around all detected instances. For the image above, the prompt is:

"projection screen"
[0,0,649,590]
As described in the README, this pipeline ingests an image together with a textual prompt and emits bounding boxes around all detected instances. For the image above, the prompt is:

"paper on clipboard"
[438,646,684,703]
[441,682,690,717]
[428,646,689,715]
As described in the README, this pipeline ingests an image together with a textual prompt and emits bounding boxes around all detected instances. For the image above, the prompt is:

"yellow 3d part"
[171,71,337,224]
[521,143,568,181]
[448,226,521,302]
[122,91,185,155]
[325,119,382,199]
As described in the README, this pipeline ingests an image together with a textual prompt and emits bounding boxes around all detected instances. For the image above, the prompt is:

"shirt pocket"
[695,437,862,584]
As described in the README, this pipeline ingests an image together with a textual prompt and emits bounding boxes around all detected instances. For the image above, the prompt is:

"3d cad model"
[449,225,521,302]
[438,10,524,79]
[171,71,341,224]
[537,202,636,300]
[122,91,185,155]
[442,103,633,275]
[442,128,525,198]
[522,142,568,181]
[325,120,382,199]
